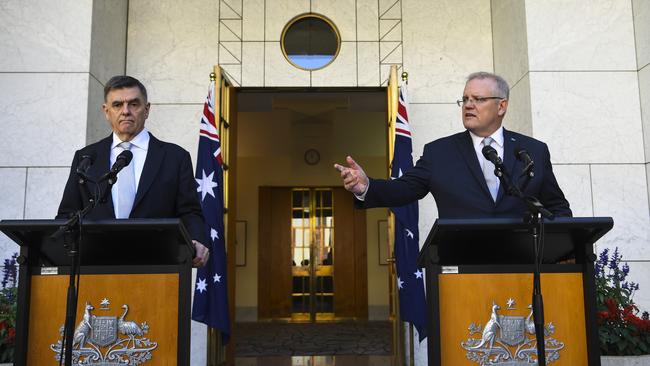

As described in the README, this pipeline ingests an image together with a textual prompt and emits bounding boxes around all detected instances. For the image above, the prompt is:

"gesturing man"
[335,72,571,218]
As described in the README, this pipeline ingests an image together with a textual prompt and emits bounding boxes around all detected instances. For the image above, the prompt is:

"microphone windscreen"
[482,145,497,160]
[117,150,134,165]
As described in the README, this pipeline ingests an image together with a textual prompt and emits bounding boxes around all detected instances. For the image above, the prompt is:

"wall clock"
[304,148,320,165]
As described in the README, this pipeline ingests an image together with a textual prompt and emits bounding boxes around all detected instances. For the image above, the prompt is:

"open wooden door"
[209,66,237,366]
[386,65,404,365]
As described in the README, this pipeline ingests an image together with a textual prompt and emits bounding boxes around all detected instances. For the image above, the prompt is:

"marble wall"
[633,0,650,310]
[493,0,650,313]
[0,0,127,258]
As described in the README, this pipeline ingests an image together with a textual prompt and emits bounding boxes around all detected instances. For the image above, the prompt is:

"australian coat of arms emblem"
[461,298,564,365]
[50,299,158,365]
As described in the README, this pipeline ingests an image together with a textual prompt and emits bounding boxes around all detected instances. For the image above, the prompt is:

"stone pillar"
[492,0,650,311]
[633,0,650,309]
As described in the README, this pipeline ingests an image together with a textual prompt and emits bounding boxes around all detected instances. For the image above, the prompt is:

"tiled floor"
[234,355,393,366]
[234,321,393,365]
[235,321,391,356]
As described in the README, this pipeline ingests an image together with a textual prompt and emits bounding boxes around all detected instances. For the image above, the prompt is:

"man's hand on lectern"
[192,240,210,268]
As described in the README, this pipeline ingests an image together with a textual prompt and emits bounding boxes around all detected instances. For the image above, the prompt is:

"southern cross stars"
[196,169,218,201]
[211,228,219,241]
[213,273,222,283]
[196,278,208,293]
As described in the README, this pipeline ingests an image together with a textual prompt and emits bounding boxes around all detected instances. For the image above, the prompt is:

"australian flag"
[391,84,428,341]
[191,82,231,343]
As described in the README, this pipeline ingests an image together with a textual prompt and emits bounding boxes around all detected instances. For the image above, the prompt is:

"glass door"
[291,188,334,322]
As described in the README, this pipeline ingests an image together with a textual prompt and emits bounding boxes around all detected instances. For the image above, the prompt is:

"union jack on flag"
[390,84,428,341]
[192,82,231,343]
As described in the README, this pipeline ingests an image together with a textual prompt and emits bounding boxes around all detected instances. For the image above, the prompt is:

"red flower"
[605,298,618,315]
[597,310,610,320]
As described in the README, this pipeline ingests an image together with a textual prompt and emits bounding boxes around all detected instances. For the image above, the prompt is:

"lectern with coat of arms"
[0,218,195,366]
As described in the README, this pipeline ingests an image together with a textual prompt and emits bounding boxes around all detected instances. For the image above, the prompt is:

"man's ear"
[102,103,109,120]
[144,102,151,119]
[498,99,508,117]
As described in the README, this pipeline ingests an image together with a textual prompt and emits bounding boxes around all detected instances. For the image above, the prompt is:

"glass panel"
[290,188,334,318]
[292,191,302,208]
[282,16,339,70]
[323,192,332,207]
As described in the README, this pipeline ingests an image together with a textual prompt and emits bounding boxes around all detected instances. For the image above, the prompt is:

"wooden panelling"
[438,273,588,366]
[27,273,179,365]
[333,187,368,318]
[258,187,292,318]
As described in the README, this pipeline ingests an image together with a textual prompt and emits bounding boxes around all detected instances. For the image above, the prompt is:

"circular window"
[281,14,340,70]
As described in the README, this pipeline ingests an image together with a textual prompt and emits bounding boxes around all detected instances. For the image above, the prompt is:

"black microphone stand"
[50,169,117,365]
[489,156,552,366]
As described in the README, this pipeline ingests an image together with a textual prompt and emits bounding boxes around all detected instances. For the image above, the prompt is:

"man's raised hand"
[334,156,369,196]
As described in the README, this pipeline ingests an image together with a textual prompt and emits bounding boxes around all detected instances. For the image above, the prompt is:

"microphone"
[515,148,534,176]
[76,152,96,184]
[76,152,96,174]
[101,150,133,184]
[110,150,133,175]
[482,145,504,169]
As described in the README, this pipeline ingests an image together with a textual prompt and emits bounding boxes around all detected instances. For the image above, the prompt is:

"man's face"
[103,87,150,141]
[461,78,507,137]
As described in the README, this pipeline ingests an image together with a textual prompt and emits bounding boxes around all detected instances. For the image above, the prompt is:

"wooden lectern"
[417,217,613,366]
[0,218,195,366]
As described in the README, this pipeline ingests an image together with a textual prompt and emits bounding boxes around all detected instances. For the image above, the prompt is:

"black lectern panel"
[419,217,613,266]
[0,218,193,266]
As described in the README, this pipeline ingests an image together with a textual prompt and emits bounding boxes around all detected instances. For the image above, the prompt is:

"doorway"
[233,87,394,364]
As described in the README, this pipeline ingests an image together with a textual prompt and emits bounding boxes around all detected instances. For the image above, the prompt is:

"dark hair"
[104,75,148,102]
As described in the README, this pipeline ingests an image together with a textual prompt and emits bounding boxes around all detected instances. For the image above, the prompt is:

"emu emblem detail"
[461,299,564,365]
[50,300,158,365]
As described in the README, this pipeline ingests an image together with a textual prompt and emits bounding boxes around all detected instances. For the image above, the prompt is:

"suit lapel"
[496,128,517,204]
[133,134,165,210]
[455,131,493,201]
[89,136,116,218]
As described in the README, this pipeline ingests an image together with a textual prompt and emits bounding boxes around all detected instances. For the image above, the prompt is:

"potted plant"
[595,248,650,365]
[0,253,17,364]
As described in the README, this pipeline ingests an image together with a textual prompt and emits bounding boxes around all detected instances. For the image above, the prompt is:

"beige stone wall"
[0,0,127,256]
[492,0,650,314]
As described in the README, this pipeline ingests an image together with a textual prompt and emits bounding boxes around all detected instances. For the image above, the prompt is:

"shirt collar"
[469,126,504,149]
[111,128,150,150]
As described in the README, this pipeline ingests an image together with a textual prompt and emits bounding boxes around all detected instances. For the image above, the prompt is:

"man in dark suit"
[56,75,210,267]
[335,71,571,218]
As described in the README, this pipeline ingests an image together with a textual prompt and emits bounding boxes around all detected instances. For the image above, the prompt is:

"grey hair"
[466,72,509,99]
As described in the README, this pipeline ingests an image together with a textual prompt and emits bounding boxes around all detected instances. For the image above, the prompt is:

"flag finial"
[210,72,216,81]
[401,71,408,82]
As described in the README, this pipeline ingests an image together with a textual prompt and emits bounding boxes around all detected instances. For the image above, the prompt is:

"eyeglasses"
[456,96,504,107]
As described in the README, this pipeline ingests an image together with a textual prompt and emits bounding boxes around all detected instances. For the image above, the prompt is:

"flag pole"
[207,69,219,366]
[400,70,416,366]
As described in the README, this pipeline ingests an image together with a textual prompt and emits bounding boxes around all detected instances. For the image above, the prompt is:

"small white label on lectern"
[441,266,459,274]
[41,267,58,275]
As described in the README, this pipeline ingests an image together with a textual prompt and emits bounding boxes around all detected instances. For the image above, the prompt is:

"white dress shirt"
[469,126,504,196]
[110,128,150,217]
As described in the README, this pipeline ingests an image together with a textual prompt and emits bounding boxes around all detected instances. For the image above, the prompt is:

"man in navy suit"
[56,75,210,267]
[335,72,571,218]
